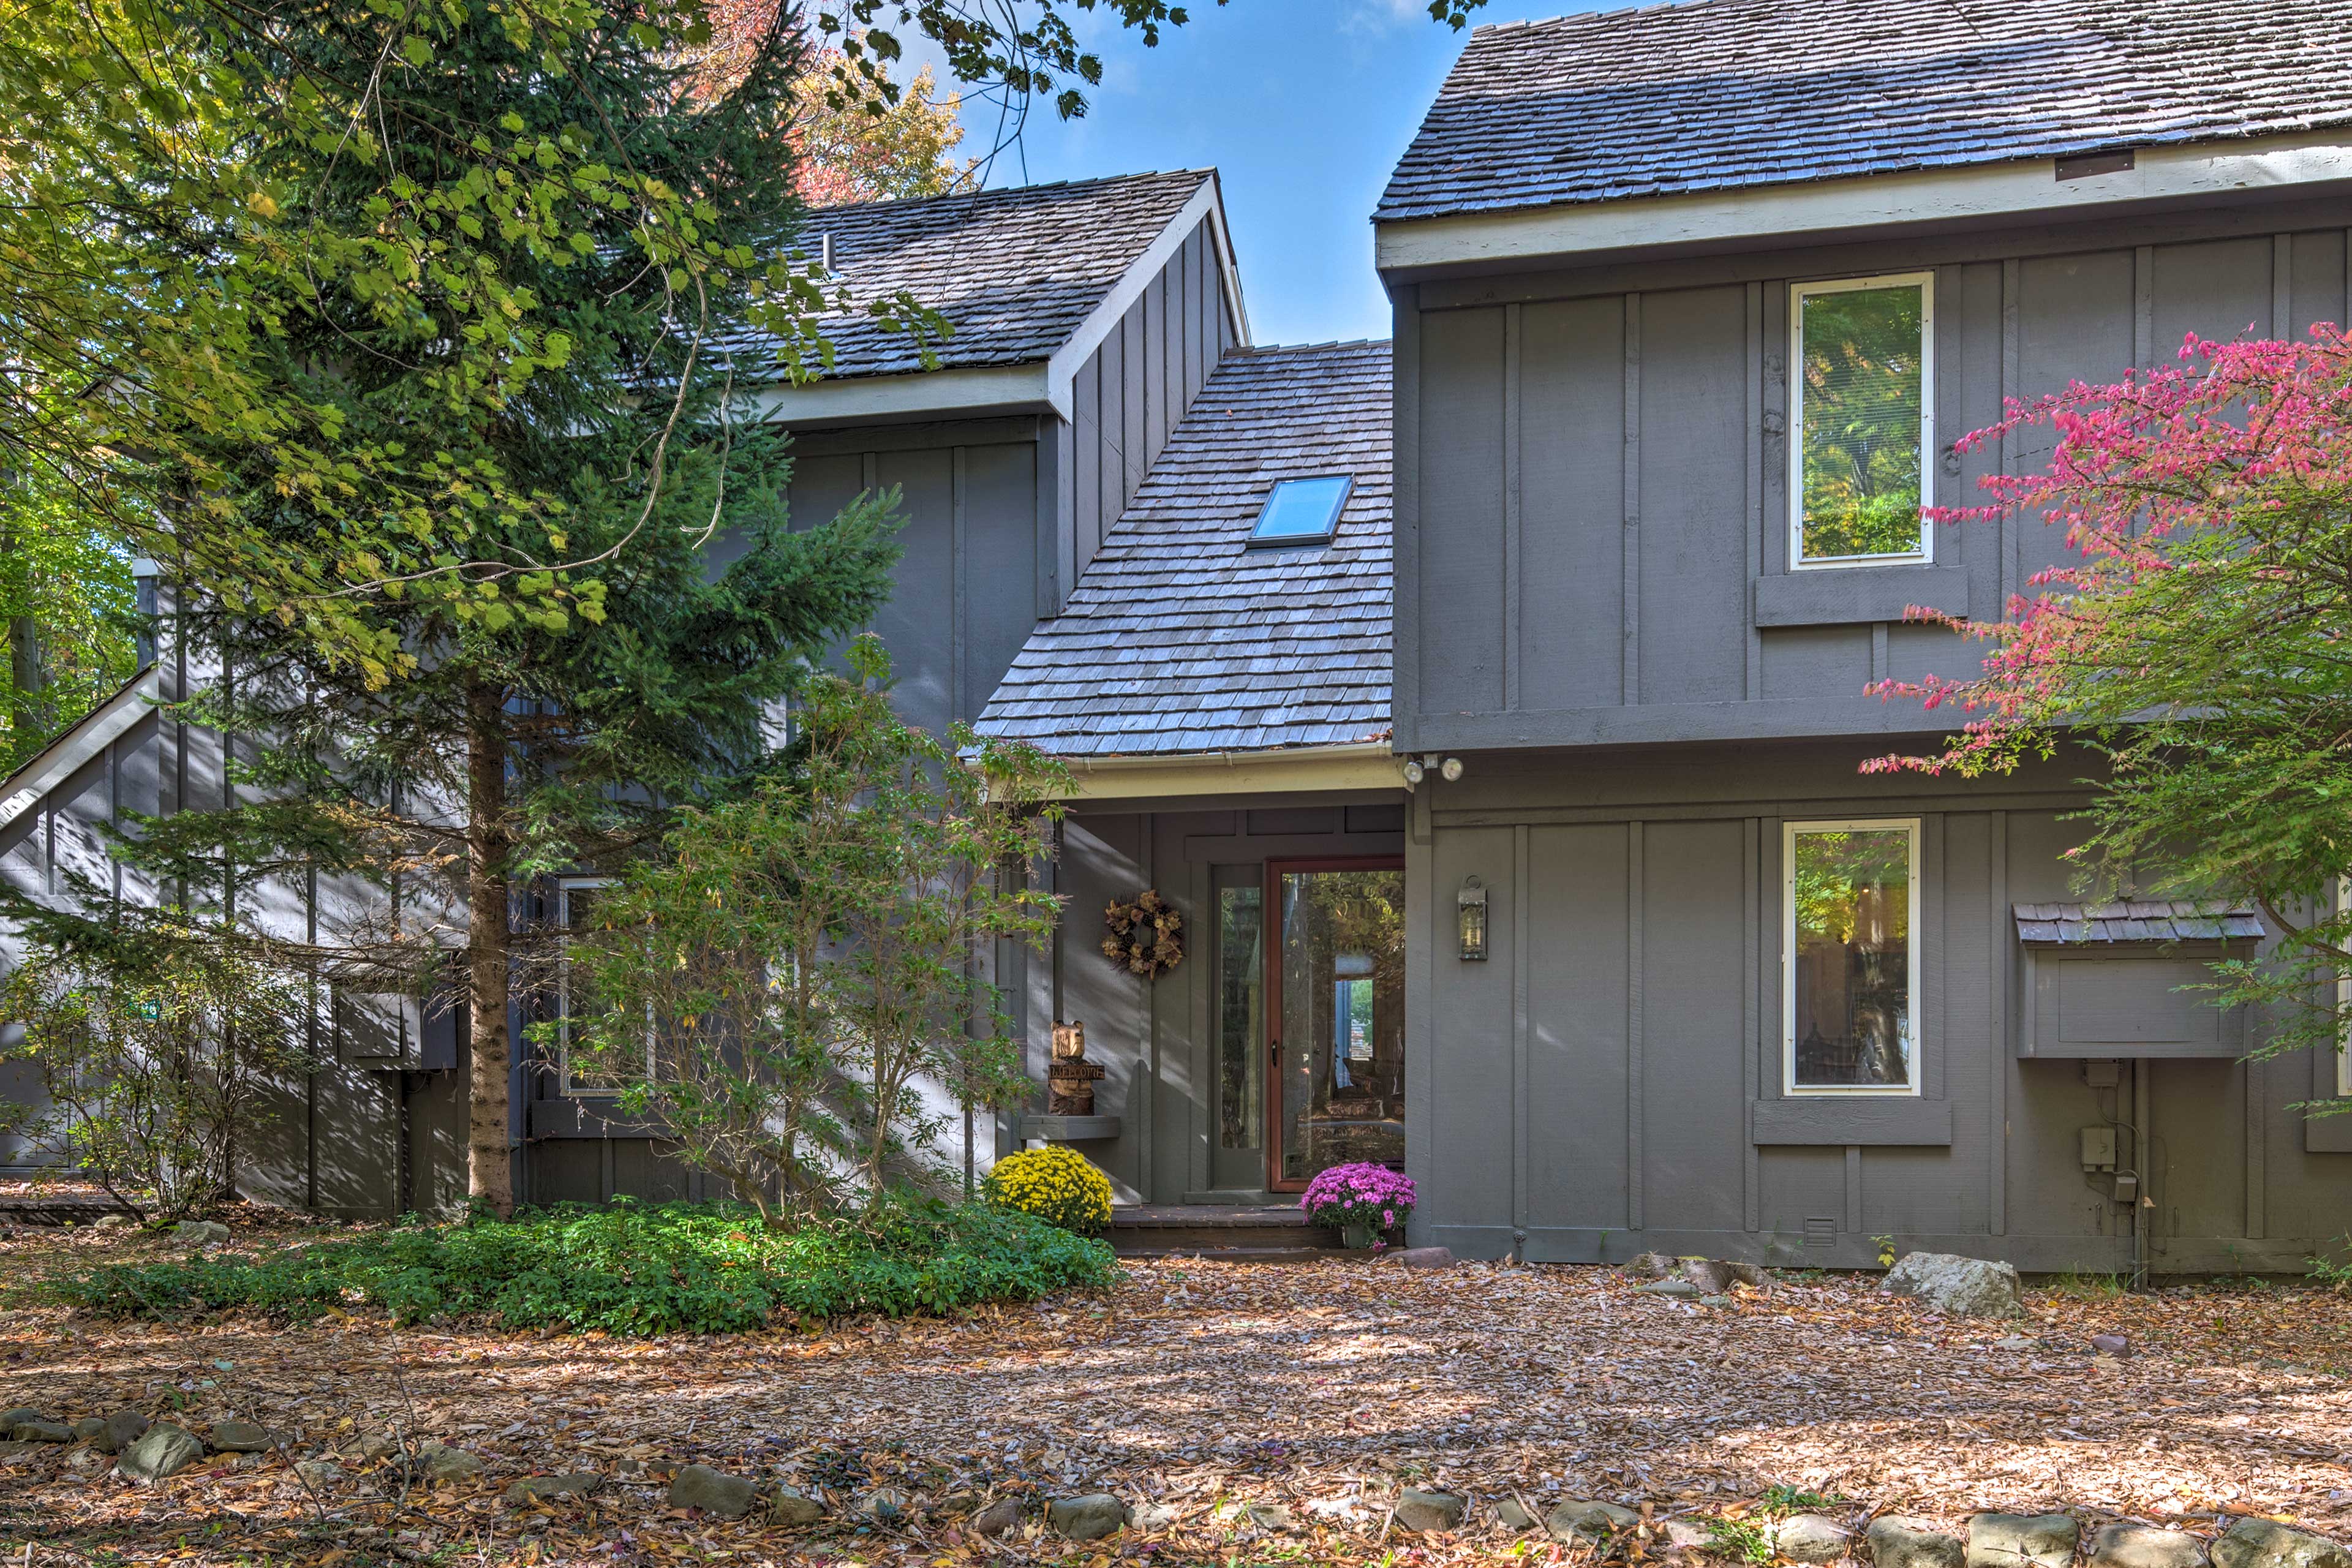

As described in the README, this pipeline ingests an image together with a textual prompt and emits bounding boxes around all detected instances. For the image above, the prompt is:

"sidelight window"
[1785,820,1920,1095]
[1790,274,1934,567]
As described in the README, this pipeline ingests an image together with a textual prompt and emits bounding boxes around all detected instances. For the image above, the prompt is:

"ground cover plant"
[54,1197,1115,1335]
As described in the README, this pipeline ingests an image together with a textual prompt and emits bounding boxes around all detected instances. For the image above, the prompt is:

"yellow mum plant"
[985,1146,1114,1234]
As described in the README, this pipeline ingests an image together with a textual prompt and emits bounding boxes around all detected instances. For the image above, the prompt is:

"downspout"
[2131,1060,2151,1288]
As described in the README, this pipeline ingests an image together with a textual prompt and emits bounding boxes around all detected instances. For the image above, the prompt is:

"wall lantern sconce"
[1458,875,1488,962]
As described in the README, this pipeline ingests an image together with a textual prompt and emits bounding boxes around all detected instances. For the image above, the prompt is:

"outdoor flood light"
[1458,875,1488,962]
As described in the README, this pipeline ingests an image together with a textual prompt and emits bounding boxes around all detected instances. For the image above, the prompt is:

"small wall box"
[2014,902,2261,1060]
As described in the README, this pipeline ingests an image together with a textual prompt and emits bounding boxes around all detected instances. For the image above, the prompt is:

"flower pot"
[1340,1220,1380,1250]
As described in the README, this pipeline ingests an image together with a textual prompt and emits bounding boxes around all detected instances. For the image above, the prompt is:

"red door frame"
[1262,856,1407,1193]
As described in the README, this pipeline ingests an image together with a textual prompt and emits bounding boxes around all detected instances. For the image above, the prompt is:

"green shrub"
[59,1197,1116,1335]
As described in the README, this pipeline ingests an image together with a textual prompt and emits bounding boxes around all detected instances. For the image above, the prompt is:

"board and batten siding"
[1402,744,2352,1272]
[1394,198,2352,752]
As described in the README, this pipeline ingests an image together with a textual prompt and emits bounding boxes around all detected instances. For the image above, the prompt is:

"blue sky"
[919,1,1604,346]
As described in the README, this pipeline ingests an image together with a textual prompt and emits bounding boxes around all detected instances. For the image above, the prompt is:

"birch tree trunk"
[466,676,514,1216]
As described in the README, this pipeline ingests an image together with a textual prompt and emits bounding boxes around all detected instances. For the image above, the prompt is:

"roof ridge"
[812,167,1212,220]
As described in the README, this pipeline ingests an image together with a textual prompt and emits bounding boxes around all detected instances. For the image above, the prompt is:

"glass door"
[1267,861,1406,1190]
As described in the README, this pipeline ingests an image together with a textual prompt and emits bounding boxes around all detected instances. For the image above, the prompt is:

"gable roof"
[722,169,1231,384]
[975,340,1391,760]
[1377,0,2352,225]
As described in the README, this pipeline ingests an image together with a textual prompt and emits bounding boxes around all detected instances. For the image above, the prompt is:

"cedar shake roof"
[974,340,1392,758]
[2013,902,2266,945]
[1376,0,2352,224]
[716,170,1213,380]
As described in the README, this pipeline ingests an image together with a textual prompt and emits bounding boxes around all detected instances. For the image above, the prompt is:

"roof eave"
[998,740,1404,802]
[1374,130,2352,279]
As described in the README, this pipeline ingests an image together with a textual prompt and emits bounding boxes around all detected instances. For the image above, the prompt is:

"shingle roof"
[716,170,1212,380]
[2013,901,2266,945]
[975,341,1392,759]
[1376,0,2352,224]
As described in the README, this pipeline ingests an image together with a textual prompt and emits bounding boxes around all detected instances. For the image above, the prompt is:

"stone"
[1548,1499,1642,1544]
[1246,1501,1296,1532]
[1683,1258,1772,1292]
[1879,1252,2024,1318]
[771,1487,826,1525]
[98,1408,149,1455]
[856,1486,913,1523]
[72,1417,106,1444]
[503,1472,601,1507]
[419,1444,484,1483]
[293,1460,345,1489]
[209,1420,277,1453]
[2090,1333,2130,1356]
[1621,1251,1678,1281]
[1050,1493,1131,1540]
[1780,1513,1853,1563]
[355,1433,399,1465]
[1701,1295,1735,1308]
[1132,1501,1182,1532]
[669,1464,760,1519]
[1384,1246,1457,1268]
[118,1422,206,1482]
[1637,1280,1702,1298]
[2211,1519,2352,1568]
[2086,1523,2207,1568]
[94,1213,137,1231]
[1665,1520,1716,1551]
[1968,1513,2079,1568]
[0,1407,44,1433]
[175,1219,232,1246]
[970,1497,1024,1536]
[1992,1336,2037,1352]
[1395,1488,1468,1532]
[1498,1498,1541,1532]
[1868,1516,1967,1568]
[12,1420,73,1443]
[932,1491,980,1518]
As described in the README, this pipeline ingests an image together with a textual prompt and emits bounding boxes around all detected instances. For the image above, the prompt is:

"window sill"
[1754,564,1970,628]
[1752,1098,1952,1146]
[2307,1109,2352,1154]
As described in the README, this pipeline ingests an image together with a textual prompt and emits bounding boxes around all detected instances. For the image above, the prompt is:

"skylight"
[1248,475,1352,547]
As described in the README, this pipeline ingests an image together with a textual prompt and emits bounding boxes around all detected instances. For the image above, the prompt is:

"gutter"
[1044,741,1404,802]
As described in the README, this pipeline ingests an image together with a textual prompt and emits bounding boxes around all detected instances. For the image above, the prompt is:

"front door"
[1266,861,1406,1191]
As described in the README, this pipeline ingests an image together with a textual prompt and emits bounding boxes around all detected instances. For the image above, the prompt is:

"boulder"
[175,1219,232,1246]
[293,1460,345,1489]
[1637,1280,1702,1298]
[209,1420,277,1453]
[1384,1246,1457,1269]
[12,1420,73,1443]
[2211,1519,2352,1568]
[1779,1513,1854,1562]
[1879,1253,2023,1318]
[72,1417,107,1444]
[1498,1498,1541,1532]
[970,1497,1024,1537]
[2089,1333,2130,1357]
[93,1213,138,1231]
[1548,1499,1642,1544]
[856,1486,913,1523]
[1665,1520,1717,1551]
[1049,1494,1131,1540]
[1131,1501,1182,1532]
[1869,1517,1967,1568]
[1683,1258,1772,1292]
[0,1407,44,1433]
[118,1422,206,1482]
[769,1487,825,1525]
[355,1433,399,1466]
[1621,1252,1678,1281]
[1246,1502,1296,1532]
[503,1472,601,1507]
[98,1408,149,1455]
[2087,1523,2206,1568]
[668,1464,759,1518]
[419,1444,483,1483]
[1395,1488,1468,1532]
[1968,1514,2079,1568]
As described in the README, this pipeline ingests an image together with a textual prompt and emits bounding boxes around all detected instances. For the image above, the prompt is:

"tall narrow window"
[558,878,625,1095]
[1791,274,1933,566]
[1216,883,1264,1150]
[1786,821,1920,1095]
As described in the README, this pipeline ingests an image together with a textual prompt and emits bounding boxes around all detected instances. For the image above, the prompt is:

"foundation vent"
[1804,1217,1836,1249]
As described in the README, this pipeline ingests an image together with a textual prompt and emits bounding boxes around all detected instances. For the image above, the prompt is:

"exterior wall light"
[1458,875,1488,962]
[1439,756,1464,782]
[1401,758,1425,785]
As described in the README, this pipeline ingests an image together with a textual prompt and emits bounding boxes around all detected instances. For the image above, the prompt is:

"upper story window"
[1790,273,1934,568]
[1249,474,1352,547]
[1785,820,1920,1096]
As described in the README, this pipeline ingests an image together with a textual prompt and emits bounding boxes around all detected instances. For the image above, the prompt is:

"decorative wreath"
[1101,888,1185,979]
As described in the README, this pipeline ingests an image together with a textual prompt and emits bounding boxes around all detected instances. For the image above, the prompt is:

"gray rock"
[1780,1513,1853,1563]
[209,1420,277,1453]
[118,1422,206,1482]
[355,1432,398,1465]
[1548,1499,1642,1544]
[1869,1516,1967,1568]
[98,1408,149,1455]
[2087,1523,2207,1568]
[94,1213,138,1231]
[1498,1498,1540,1532]
[971,1497,1024,1536]
[1384,1246,1457,1268]
[2089,1333,2130,1356]
[2212,1519,2352,1568]
[856,1486,913,1524]
[1132,1501,1181,1532]
[12,1420,73,1443]
[1880,1252,2023,1318]
[1637,1279,1702,1298]
[0,1407,43,1433]
[1050,1494,1131,1540]
[1700,1294,1735,1308]
[503,1472,601,1507]
[1683,1258,1771,1292]
[293,1460,345,1489]
[175,1219,232,1246]
[419,1444,484,1482]
[1395,1488,1468,1532]
[1665,1520,1717,1551]
[1968,1513,2079,1568]
[72,1417,106,1444]
[769,1487,825,1525]
[1992,1336,2038,1352]
[1620,1251,1678,1281]
[1246,1502,1295,1532]
[668,1464,759,1519]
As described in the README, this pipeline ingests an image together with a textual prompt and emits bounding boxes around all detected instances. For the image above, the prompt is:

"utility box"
[2079,1125,2117,1171]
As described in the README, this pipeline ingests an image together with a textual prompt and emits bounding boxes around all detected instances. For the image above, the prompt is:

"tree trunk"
[466,676,514,1216]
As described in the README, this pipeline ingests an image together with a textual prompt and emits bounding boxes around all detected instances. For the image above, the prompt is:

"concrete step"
[1107,1203,1344,1257]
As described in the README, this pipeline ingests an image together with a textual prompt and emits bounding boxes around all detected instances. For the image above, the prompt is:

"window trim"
[1246,473,1353,548]
[1783,817,1924,1098]
[1788,271,1937,572]
[556,876,652,1098]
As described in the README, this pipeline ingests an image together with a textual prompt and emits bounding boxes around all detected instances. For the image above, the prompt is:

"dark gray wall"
[1403,741,2352,1272]
[1393,199,2352,752]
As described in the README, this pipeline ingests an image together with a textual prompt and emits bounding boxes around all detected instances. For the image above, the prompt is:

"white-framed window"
[556,877,651,1096]
[1789,273,1936,569]
[1784,819,1921,1096]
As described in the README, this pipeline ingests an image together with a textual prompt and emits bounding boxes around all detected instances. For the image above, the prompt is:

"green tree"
[1,471,137,772]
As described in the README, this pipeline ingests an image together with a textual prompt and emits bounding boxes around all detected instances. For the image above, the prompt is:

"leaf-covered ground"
[1,1215,2348,1566]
